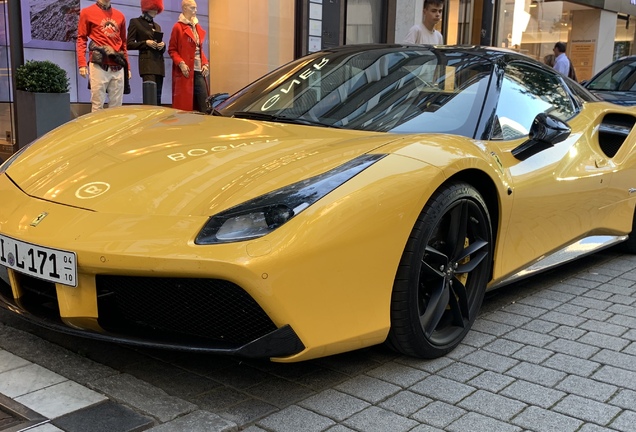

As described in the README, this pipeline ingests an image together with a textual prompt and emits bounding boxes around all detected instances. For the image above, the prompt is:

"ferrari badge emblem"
[30,212,48,227]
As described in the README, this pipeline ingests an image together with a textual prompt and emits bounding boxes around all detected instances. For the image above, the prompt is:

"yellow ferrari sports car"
[1,45,635,362]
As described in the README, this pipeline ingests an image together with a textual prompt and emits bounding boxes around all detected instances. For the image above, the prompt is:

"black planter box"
[16,90,71,147]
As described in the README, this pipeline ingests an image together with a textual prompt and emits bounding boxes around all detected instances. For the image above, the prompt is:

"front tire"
[387,182,493,358]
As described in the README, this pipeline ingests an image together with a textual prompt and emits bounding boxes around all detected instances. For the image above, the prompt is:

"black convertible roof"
[323,43,519,62]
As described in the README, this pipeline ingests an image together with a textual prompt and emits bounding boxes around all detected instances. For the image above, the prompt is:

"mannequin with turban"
[141,0,163,14]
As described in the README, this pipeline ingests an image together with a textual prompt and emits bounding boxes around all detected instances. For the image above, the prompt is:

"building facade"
[1,0,636,159]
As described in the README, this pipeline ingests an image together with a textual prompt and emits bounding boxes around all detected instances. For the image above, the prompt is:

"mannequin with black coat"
[127,0,166,104]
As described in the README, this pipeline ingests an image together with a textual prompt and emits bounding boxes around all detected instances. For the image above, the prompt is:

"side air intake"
[598,113,636,158]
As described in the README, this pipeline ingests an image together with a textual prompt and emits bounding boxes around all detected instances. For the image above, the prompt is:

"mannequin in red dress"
[168,0,209,111]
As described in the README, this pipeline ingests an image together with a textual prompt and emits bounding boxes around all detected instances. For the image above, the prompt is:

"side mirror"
[512,113,571,160]
[205,92,230,115]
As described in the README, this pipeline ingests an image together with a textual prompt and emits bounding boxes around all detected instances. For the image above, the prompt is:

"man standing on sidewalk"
[403,0,444,45]
[553,42,572,77]
[77,0,131,112]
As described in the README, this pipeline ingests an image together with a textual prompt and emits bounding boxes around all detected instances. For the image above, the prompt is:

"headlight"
[195,154,385,244]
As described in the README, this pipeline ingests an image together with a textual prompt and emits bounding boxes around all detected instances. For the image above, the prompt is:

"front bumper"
[0,270,304,358]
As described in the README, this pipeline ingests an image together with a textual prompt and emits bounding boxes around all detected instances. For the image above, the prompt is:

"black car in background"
[584,55,636,105]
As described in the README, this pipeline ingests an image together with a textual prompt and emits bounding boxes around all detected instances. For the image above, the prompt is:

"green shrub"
[16,60,70,93]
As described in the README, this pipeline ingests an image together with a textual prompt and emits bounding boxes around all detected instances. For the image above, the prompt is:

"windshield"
[217,47,494,136]
[587,58,636,91]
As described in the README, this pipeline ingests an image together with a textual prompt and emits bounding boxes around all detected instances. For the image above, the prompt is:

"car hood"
[6,107,395,217]
[589,90,636,106]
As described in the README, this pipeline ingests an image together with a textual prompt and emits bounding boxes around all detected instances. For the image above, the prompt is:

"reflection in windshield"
[219,47,494,136]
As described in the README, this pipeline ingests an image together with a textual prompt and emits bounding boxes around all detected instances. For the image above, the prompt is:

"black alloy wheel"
[387,182,492,358]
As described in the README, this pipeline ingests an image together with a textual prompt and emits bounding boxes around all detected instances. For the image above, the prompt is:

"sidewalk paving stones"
[554,375,616,402]
[499,379,566,409]
[505,362,567,387]
[88,374,197,423]
[377,391,432,417]
[409,376,475,405]
[299,389,370,421]
[541,352,600,376]
[342,406,418,432]
[456,390,526,421]
[15,381,107,419]
[553,394,621,425]
[609,388,636,410]
[459,349,518,373]
[2,249,636,430]
[334,375,400,404]
[512,406,583,432]
[0,364,67,398]
[365,363,429,387]
[447,412,522,432]
[146,410,235,432]
[51,401,153,432]
[610,410,636,432]
[411,401,466,428]
[544,337,600,358]
[592,365,636,389]
[466,370,515,393]
[257,406,335,432]
[510,345,553,364]
[436,362,482,383]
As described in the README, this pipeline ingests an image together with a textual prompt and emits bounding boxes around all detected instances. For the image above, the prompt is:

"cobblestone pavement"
[1,248,636,431]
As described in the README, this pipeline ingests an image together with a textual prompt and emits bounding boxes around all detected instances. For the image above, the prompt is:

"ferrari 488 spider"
[1,45,636,362]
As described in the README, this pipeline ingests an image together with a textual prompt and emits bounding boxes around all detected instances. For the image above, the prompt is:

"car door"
[491,62,615,279]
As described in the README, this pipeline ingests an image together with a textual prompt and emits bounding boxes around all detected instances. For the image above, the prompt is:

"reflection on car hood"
[590,90,636,106]
[6,107,393,216]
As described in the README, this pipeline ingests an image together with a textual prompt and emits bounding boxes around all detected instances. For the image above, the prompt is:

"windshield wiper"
[232,111,342,128]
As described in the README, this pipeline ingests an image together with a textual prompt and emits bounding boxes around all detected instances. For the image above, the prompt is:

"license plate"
[0,234,77,287]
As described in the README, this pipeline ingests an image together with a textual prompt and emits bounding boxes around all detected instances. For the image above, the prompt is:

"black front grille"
[96,276,278,346]
[13,274,61,320]
[0,273,13,301]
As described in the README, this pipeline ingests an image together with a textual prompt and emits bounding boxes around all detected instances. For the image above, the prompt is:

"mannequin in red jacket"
[77,0,131,111]
[168,0,209,112]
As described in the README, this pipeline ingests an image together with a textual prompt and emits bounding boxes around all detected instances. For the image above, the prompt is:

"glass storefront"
[346,0,384,44]
[209,0,295,95]
[446,0,473,45]
[614,14,636,60]
[0,0,13,161]
[494,1,636,82]
[495,1,588,62]
[4,0,636,157]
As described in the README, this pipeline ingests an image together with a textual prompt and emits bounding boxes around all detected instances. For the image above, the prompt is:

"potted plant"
[15,60,71,147]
